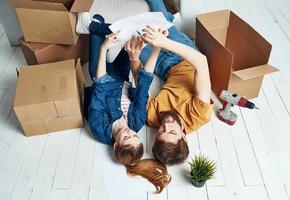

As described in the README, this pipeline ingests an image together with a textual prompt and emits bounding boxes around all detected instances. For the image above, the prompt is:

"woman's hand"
[141,26,169,48]
[125,35,144,61]
[101,30,121,50]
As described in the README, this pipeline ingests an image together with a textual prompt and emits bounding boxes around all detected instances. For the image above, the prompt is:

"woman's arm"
[125,36,143,84]
[96,46,108,78]
[96,31,121,78]
[142,26,211,103]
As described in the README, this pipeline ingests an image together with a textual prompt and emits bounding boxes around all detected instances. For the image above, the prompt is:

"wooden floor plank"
[0,129,29,200]
[0,84,16,131]
[230,107,264,186]
[68,129,96,200]
[0,33,15,77]
[30,132,75,200]
[10,188,32,200]
[240,108,288,200]
[0,88,5,103]
[88,186,108,200]
[0,89,21,171]
[198,123,225,186]
[167,186,187,200]
[187,186,208,200]
[14,136,47,189]
[50,189,69,200]
[52,129,81,189]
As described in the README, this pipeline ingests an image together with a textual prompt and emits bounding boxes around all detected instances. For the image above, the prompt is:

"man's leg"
[141,0,197,80]
[146,0,174,22]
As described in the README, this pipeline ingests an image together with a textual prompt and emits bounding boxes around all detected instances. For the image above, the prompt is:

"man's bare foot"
[163,0,180,15]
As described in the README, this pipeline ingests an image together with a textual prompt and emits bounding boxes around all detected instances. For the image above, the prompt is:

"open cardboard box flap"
[10,0,93,12]
[70,0,94,12]
[196,10,230,31]
[11,0,68,11]
[232,64,279,80]
[75,59,86,97]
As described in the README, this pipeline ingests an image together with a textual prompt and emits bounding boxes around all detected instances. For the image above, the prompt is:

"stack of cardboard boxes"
[11,0,93,136]
[10,1,279,136]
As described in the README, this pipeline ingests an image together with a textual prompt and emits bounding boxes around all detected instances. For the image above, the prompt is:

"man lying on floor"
[135,0,213,165]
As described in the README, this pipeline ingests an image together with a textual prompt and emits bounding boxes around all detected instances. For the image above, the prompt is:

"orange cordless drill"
[217,90,259,125]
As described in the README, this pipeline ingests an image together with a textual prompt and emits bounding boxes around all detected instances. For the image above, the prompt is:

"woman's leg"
[88,33,105,80]
[89,20,112,36]
[89,19,130,82]
[88,14,112,36]
[108,49,130,82]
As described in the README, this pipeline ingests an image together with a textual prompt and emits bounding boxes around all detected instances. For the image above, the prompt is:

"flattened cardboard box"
[13,59,86,136]
[19,34,89,65]
[11,0,93,45]
[196,10,279,99]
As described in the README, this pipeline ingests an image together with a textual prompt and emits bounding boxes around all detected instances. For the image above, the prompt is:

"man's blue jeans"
[140,0,197,80]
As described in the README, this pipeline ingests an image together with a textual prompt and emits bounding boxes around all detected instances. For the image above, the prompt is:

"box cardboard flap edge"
[75,59,85,97]
[70,0,94,12]
[10,0,68,11]
[196,9,230,31]
[232,64,279,80]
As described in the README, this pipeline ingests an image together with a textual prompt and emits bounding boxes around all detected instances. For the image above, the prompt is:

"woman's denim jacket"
[84,69,154,145]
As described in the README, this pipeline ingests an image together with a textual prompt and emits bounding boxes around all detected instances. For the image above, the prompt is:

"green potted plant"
[188,154,217,187]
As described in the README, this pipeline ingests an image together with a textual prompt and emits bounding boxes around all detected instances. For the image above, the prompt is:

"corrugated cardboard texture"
[14,59,84,136]
[11,0,67,11]
[196,9,279,99]
[11,0,92,44]
[228,75,263,99]
[196,18,233,95]
[19,35,89,65]
[232,64,279,80]
[71,0,94,12]
[16,8,77,44]
[14,60,78,106]
[20,113,83,136]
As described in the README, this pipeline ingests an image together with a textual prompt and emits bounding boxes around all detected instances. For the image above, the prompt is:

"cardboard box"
[196,10,279,99]
[19,34,89,65]
[13,59,86,136]
[11,0,93,45]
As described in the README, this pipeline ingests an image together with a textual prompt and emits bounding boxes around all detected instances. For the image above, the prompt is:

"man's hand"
[141,26,169,48]
[101,30,121,50]
[125,35,144,62]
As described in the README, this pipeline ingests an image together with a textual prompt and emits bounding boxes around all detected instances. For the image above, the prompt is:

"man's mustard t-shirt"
[146,60,213,134]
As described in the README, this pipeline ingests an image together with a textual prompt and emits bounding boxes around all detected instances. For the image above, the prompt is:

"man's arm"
[142,26,211,103]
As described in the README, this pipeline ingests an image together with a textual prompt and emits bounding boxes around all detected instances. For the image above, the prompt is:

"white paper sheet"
[109,12,174,43]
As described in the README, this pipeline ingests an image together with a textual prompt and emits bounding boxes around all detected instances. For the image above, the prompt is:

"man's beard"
[158,111,182,127]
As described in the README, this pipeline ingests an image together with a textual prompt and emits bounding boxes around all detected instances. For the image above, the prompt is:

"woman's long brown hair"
[126,159,171,193]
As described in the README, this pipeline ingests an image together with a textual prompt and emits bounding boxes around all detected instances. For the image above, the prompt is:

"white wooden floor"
[1,0,290,199]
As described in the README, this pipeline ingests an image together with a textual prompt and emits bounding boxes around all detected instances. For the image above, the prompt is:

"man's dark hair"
[152,138,189,165]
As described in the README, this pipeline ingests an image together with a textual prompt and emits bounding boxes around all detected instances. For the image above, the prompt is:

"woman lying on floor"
[77,13,171,193]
